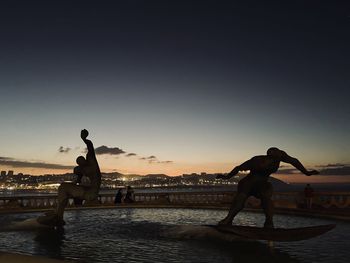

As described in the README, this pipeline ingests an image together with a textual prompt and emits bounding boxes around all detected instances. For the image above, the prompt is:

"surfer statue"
[37,129,101,226]
[217,147,319,228]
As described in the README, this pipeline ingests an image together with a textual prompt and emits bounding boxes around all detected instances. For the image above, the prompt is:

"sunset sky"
[0,1,349,183]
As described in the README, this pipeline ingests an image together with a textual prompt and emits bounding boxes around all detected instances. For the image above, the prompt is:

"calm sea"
[0,208,349,263]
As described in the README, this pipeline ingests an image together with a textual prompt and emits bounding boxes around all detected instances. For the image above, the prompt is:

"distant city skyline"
[0,1,349,182]
[1,165,349,184]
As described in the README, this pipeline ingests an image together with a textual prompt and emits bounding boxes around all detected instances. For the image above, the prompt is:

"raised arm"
[279,151,319,176]
[81,129,96,160]
[217,158,253,180]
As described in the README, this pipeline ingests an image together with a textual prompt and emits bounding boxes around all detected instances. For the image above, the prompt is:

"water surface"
[0,208,348,262]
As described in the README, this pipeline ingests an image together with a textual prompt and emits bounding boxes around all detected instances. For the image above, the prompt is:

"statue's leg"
[218,176,252,225]
[56,183,85,221]
[82,189,99,205]
[218,192,249,225]
[259,182,274,228]
[37,183,84,226]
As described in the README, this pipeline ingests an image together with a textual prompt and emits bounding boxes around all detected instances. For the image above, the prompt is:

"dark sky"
[0,1,349,175]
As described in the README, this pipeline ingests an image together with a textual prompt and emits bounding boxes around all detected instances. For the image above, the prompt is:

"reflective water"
[0,208,348,262]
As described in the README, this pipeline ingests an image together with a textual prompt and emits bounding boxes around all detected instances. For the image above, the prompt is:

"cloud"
[140,156,156,164]
[139,156,156,161]
[274,168,298,174]
[279,165,290,168]
[139,155,173,164]
[158,161,173,164]
[58,146,71,153]
[319,166,350,176]
[0,156,74,170]
[126,153,137,157]
[276,164,350,176]
[94,145,126,155]
[316,163,348,168]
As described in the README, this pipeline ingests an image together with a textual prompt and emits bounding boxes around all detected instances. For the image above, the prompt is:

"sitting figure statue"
[37,129,101,226]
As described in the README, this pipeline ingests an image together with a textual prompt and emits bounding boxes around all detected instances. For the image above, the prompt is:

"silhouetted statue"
[37,129,101,226]
[216,147,319,228]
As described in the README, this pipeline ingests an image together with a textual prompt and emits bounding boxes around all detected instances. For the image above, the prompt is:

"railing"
[1,191,350,212]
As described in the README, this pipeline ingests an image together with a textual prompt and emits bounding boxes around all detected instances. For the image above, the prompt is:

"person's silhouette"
[124,186,134,203]
[38,129,101,226]
[216,147,319,228]
[114,188,123,204]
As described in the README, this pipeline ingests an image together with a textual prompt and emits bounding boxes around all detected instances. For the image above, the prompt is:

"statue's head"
[267,147,281,157]
[76,156,87,166]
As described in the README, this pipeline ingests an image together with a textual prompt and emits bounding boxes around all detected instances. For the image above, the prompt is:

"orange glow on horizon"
[274,174,350,184]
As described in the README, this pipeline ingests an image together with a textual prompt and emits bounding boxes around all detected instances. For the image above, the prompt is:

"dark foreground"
[0,208,349,263]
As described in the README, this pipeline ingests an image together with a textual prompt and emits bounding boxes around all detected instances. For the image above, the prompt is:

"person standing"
[304,184,314,209]
[124,186,135,203]
[114,188,123,204]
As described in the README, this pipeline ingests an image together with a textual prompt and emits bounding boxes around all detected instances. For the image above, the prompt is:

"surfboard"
[207,224,336,241]
[1,213,65,231]
[2,218,53,231]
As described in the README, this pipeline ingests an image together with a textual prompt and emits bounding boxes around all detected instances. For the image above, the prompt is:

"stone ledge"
[0,252,72,263]
[1,204,349,221]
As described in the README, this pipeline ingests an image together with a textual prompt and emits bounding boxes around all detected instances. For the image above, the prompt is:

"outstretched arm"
[217,159,253,180]
[280,151,319,176]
